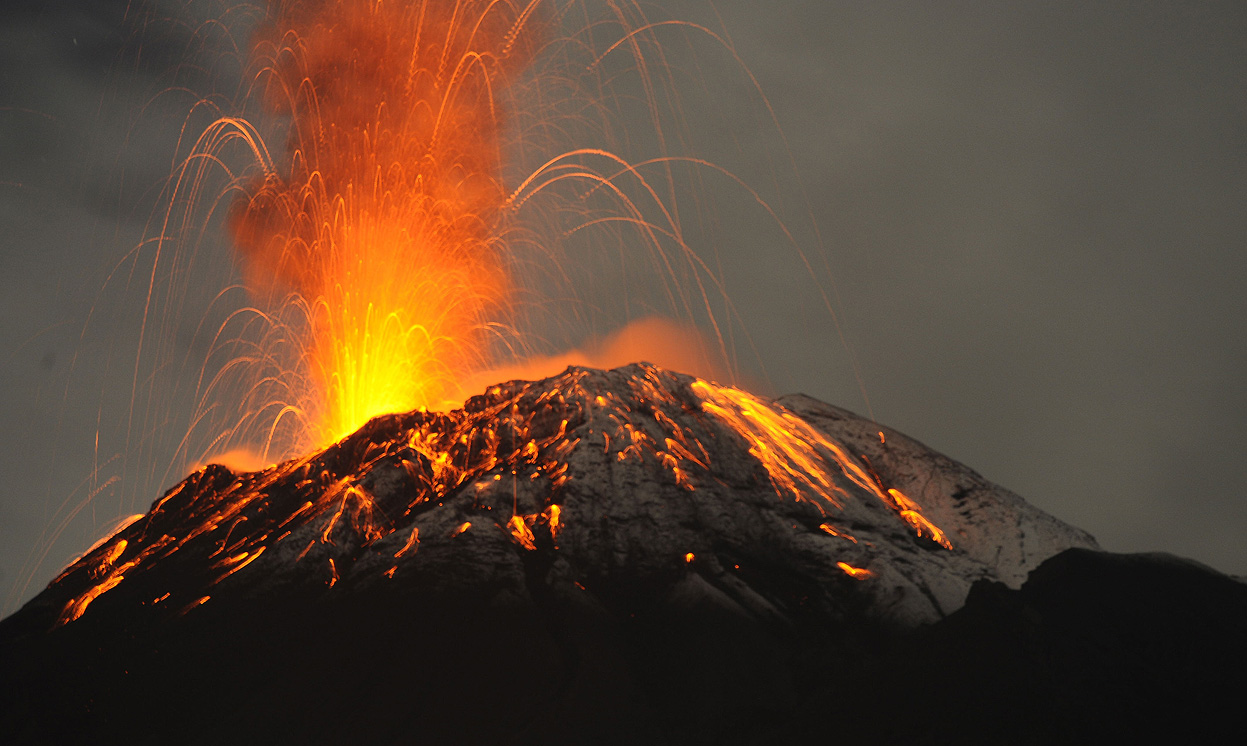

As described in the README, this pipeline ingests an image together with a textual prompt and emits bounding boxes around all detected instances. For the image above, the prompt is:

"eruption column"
[232,0,540,446]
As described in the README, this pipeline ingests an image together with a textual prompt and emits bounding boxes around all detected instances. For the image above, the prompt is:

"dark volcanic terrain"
[2,365,1242,744]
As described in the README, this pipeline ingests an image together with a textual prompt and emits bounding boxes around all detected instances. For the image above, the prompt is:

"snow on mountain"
[9,364,1096,634]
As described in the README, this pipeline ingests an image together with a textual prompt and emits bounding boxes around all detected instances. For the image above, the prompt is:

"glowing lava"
[232,0,540,445]
[53,366,951,626]
[45,5,961,629]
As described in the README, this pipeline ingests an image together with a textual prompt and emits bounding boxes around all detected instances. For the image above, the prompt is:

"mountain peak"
[11,365,1245,746]
[14,364,1093,635]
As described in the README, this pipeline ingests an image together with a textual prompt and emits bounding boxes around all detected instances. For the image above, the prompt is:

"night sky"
[2,0,1244,613]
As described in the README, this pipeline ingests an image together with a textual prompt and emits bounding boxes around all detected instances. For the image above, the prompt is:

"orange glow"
[232,0,541,445]
[887,488,953,549]
[60,572,125,624]
[819,523,858,544]
[508,515,537,551]
[177,596,211,616]
[54,367,952,625]
[394,526,420,558]
[191,449,274,474]
[93,540,128,578]
[542,504,561,540]
[692,381,952,549]
[837,562,873,580]
[451,318,728,407]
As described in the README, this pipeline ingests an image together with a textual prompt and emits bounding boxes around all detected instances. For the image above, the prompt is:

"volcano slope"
[2,364,1243,744]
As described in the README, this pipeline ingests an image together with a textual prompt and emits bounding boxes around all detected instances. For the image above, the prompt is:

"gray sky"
[2,0,1244,613]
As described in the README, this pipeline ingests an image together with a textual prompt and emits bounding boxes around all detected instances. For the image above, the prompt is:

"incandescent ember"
[23,366,1238,746]
[29,364,1094,634]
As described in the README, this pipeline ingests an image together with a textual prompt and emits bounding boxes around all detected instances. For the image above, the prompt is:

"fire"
[232,0,539,446]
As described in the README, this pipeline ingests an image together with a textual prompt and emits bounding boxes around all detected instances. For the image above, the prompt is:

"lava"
[837,562,873,580]
[52,366,950,627]
[692,379,951,546]
[41,3,957,629]
[232,0,541,446]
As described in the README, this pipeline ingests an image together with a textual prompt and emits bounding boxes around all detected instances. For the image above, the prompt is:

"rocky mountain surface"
[1,364,1240,744]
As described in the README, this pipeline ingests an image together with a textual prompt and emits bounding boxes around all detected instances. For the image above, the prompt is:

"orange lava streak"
[887,488,953,549]
[59,573,125,624]
[233,0,543,446]
[507,515,537,550]
[819,523,858,544]
[836,562,873,580]
[692,380,951,548]
[55,367,950,626]
[542,504,561,540]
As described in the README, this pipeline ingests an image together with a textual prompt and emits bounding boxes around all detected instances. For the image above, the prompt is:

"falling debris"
[40,365,1093,633]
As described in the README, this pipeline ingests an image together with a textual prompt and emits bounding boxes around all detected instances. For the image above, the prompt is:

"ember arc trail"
[165,0,771,462]
[228,0,527,446]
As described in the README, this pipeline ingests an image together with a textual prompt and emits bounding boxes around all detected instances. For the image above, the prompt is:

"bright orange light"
[54,367,953,626]
[508,515,537,551]
[819,523,858,544]
[233,0,540,445]
[837,562,873,580]
[887,488,953,549]
[692,380,952,548]
[542,504,561,540]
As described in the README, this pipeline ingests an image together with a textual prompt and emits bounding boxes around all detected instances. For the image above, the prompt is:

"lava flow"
[51,365,952,627]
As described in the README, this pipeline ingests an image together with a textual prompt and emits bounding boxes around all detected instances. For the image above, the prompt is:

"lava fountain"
[230,0,537,446]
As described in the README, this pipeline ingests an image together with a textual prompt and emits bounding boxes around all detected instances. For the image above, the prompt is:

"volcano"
[2,364,1243,744]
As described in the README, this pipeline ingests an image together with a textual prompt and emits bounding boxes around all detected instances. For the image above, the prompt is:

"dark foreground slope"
[4,548,1243,744]
[2,365,1241,743]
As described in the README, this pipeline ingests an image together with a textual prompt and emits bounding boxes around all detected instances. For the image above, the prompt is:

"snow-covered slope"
[10,364,1096,633]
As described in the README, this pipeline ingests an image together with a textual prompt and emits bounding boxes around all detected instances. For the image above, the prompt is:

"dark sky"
[2,0,1244,613]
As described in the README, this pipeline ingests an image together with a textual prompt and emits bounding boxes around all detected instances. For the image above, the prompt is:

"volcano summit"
[2,365,1242,744]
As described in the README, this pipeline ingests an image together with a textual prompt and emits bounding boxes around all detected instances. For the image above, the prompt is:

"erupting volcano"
[4,364,1244,744]
[21,364,1097,633]
[3,2,1245,744]
[185,0,746,459]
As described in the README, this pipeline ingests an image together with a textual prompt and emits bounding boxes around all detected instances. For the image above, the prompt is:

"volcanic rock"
[1,364,1239,744]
